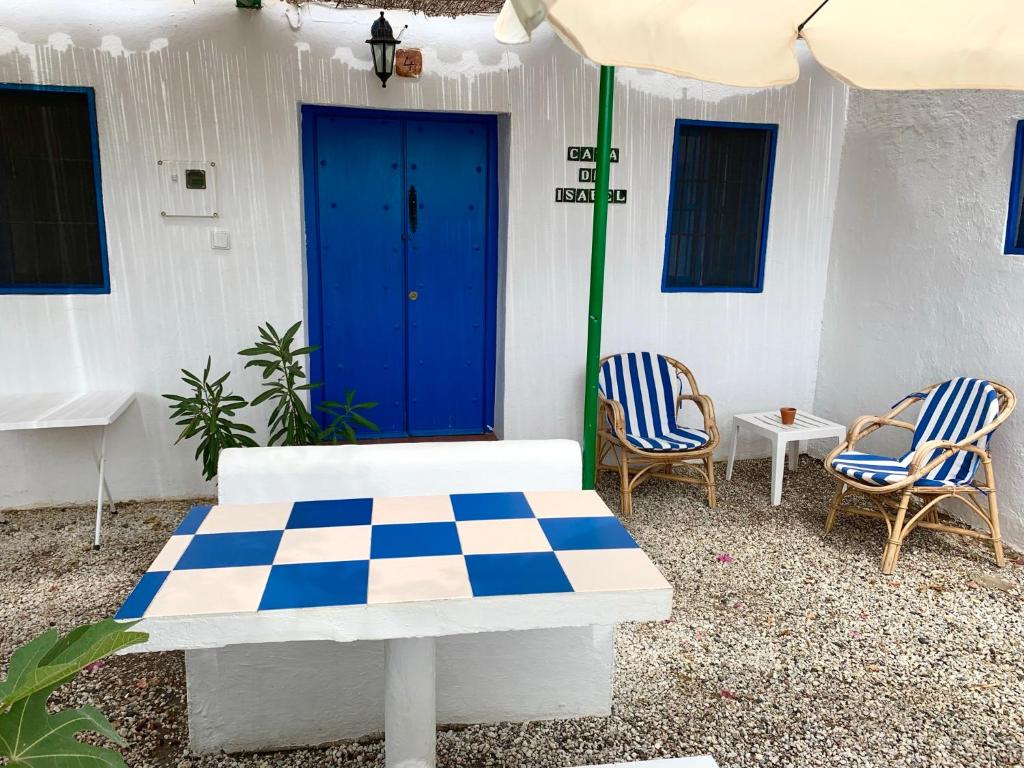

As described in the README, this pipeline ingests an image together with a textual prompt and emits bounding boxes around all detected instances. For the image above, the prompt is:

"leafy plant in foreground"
[240,321,379,445]
[0,619,148,767]
[163,357,258,481]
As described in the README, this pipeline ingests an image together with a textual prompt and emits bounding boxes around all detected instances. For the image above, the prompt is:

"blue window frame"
[1005,120,1024,255]
[662,119,777,293]
[0,83,109,294]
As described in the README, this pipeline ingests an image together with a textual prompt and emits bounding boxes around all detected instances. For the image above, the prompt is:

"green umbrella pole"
[581,65,616,490]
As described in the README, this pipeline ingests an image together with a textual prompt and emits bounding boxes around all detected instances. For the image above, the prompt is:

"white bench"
[187,439,623,754]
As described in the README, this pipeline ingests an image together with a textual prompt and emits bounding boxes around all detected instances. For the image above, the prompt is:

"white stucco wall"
[0,0,848,506]
[815,89,1024,547]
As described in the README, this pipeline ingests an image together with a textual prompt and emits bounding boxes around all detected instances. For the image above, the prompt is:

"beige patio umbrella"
[496,0,1024,90]
[494,0,1024,487]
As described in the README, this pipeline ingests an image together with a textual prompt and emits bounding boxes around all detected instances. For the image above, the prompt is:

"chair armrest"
[679,393,719,443]
[846,416,915,446]
[845,391,924,444]
[906,439,989,474]
[825,416,915,469]
[906,440,955,475]
[598,396,627,439]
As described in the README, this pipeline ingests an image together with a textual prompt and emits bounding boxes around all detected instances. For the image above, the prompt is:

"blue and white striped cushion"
[831,377,999,488]
[599,352,710,453]
[625,428,710,452]
[830,451,957,487]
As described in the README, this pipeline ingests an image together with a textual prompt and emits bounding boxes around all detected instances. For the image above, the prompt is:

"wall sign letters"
[567,146,620,163]
[556,145,627,204]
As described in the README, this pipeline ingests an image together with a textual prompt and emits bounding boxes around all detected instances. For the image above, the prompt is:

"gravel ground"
[2,456,1023,768]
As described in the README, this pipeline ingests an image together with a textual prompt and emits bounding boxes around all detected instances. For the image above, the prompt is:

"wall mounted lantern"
[367,12,404,88]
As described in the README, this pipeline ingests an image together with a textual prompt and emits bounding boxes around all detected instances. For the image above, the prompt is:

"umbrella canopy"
[496,0,1024,90]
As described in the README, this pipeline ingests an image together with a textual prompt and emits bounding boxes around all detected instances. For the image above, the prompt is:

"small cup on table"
[780,407,797,425]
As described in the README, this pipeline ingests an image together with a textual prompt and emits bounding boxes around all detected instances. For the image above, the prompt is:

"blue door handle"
[408,185,418,234]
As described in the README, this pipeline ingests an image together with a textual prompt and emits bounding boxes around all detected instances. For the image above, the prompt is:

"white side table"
[725,410,845,506]
[0,391,135,548]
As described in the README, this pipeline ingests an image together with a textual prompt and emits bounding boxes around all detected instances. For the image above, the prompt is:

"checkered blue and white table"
[117,490,670,622]
[118,489,672,768]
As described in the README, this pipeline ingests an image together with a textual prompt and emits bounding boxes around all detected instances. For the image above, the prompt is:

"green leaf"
[249,390,276,407]
[0,621,145,711]
[41,619,143,669]
[282,321,302,345]
[0,696,128,767]
[350,412,379,431]
[0,620,147,767]
[0,631,58,708]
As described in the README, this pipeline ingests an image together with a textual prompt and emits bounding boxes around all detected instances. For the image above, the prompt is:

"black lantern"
[367,11,400,88]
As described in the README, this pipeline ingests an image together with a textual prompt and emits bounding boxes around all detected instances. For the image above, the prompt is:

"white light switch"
[210,229,231,250]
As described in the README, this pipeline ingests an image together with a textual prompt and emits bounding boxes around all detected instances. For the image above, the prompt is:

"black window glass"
[0,87,106,291]
[664,122,775,292]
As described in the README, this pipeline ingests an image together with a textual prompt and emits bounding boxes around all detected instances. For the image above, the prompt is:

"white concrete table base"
[386,637,436,768]
[0,391,134,548]
[183,626,615,753]
[725,410,845,506]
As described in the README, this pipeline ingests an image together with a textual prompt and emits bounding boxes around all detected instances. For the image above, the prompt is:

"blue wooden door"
[304,108,496,439]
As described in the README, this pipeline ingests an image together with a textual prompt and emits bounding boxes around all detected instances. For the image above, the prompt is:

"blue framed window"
[0,83,109,294]
[1005,120,1024,255]
[662,119,777,293]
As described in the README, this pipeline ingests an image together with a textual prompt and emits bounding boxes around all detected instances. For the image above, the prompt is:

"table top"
[0,391,134,431]
[117,490,672,652]
[734,410,846,438]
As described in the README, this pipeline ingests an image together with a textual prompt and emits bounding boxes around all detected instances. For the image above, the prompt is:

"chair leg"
[617,450,632,518]
[982,457,1004,568]
[880,491,911,575]
[990,494,1005,568]
[824,482,845,533]
[704,455,717,509]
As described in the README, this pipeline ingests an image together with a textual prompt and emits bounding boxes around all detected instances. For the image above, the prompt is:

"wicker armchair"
[596,352,719,516]
[824,377,1015,574]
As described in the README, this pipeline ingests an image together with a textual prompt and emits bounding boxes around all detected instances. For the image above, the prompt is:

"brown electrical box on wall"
[396,49,422,79]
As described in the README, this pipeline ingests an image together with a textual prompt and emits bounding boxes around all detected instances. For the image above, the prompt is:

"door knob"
[408,185,418,234]
[408,290,419,301]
